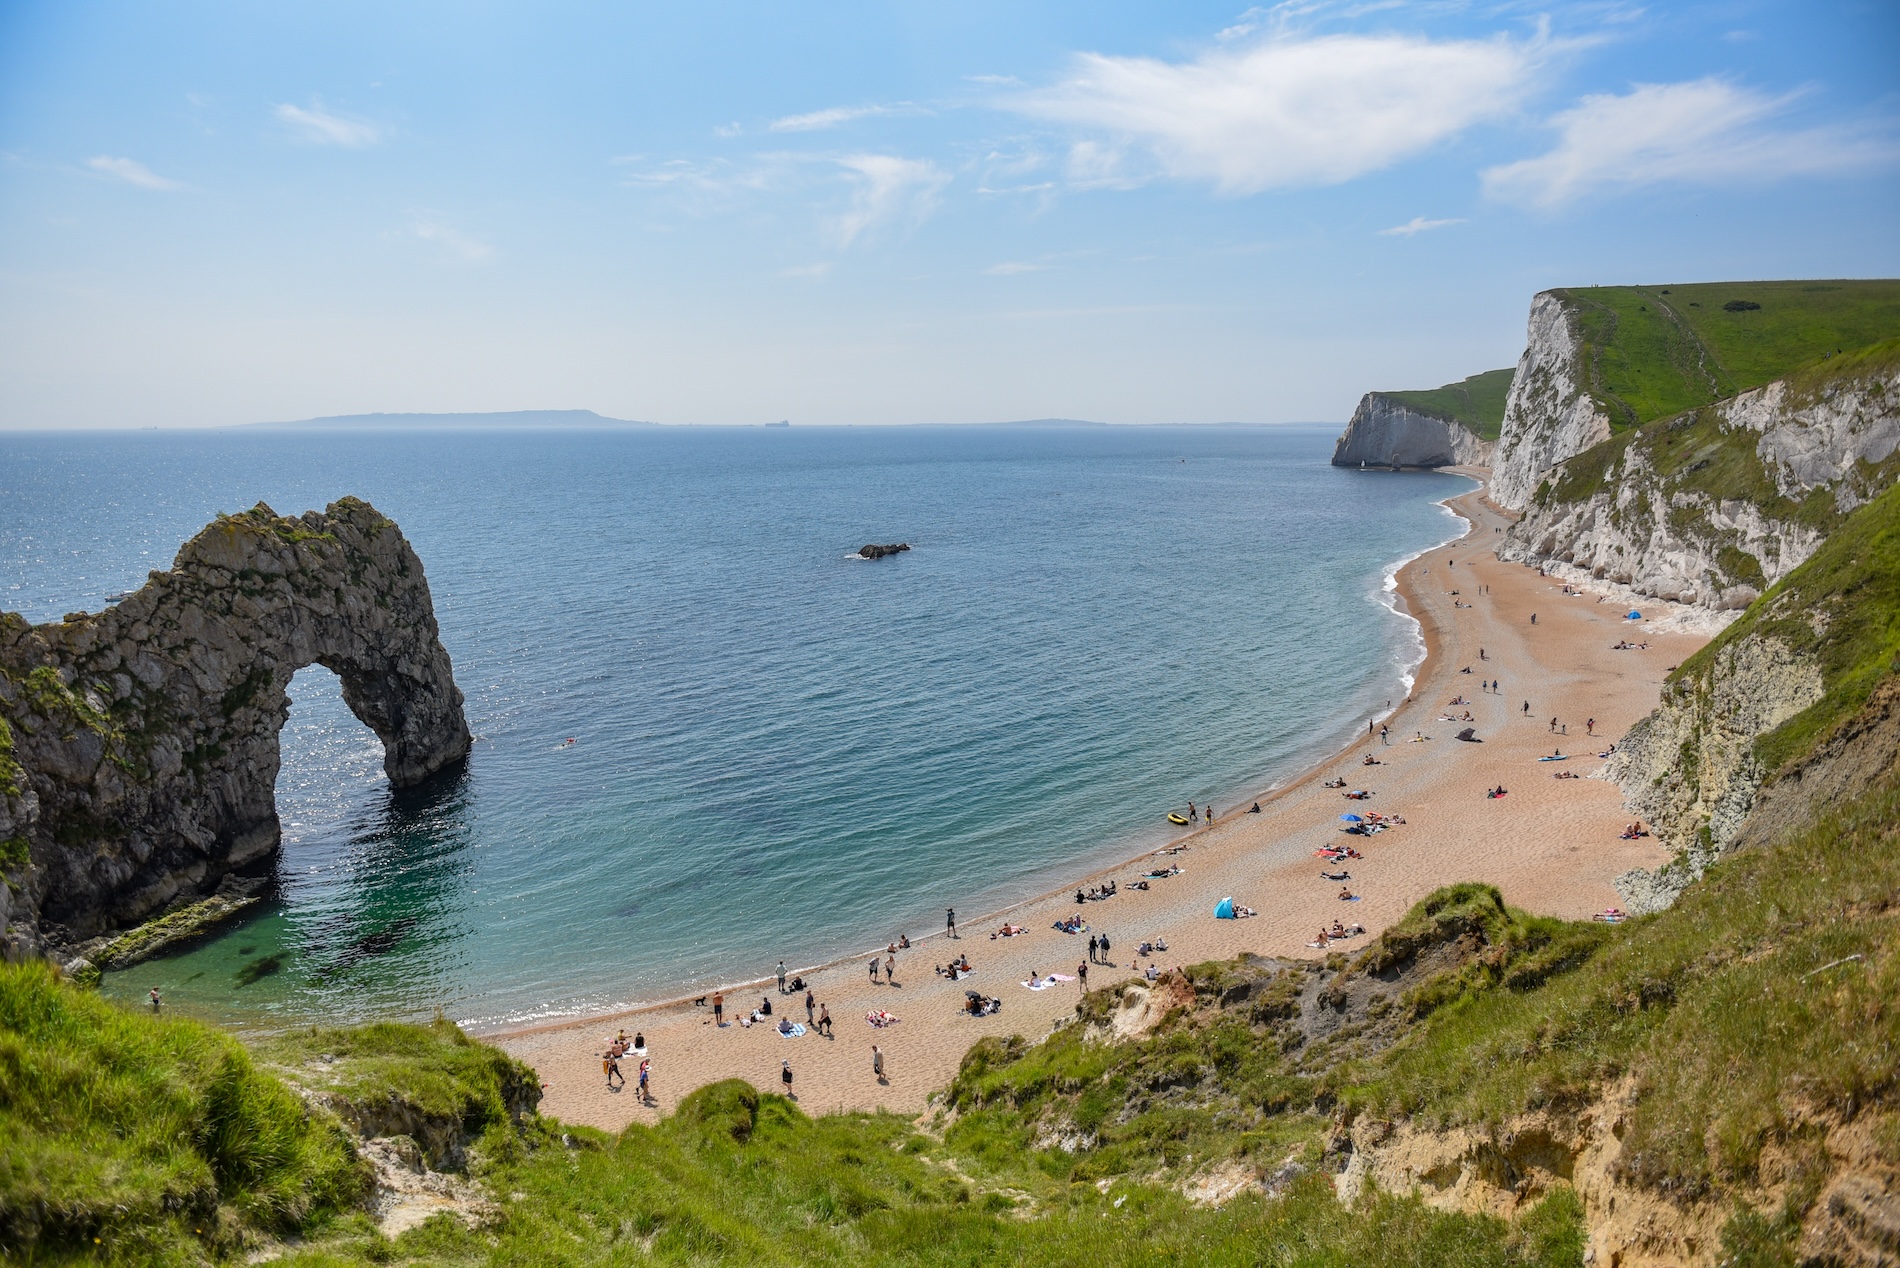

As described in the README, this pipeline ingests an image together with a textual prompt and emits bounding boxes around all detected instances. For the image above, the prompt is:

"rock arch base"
[0,498,472,956]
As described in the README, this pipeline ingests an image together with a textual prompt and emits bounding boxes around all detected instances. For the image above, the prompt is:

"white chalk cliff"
[1330,394,1493,469]
[1489,293,1612,511]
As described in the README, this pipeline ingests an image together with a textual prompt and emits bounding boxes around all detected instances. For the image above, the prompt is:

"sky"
[0,0,1896,428]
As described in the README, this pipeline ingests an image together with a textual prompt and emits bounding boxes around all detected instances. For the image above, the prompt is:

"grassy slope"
[1555,278,1900,432]
[1381,368,1516,441]
[1668,478,1900,774]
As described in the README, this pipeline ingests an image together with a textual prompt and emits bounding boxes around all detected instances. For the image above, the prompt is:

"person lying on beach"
[1129,879,1151,890]
[1362,755,1382,765]
[1321,870,1350,881]
[1411,731,1431,742]
[1234,905,1258,918]
[1553,770,1580,779]
[1324,777,1347,788]
[1343,789,1372,799]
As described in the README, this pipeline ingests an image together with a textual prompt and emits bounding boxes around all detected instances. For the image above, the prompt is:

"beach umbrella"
[1339,813,1363,822]
[1214,896,1236,919]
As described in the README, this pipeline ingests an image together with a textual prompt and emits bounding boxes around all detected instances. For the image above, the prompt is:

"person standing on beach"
[776,961,787,994]
[1087,933,1099,964]
[885,953,896,984]
[1523,700,1531,716]
[712,991,724,1027]
[1098,933,1111,965]
[639,1058,651,1104]
[872,1045,886,1084]
[869,957,880,985]
[947,908,957,939]
[1531,613,1538,625]
[1380,724,1390,745]
[805,988,815,1024]
[817,1003,832,1036]
[1078,962,1087,990]
[781,1060,795,1099]
[1587,718,1596,736]
[604,1051,624,1090]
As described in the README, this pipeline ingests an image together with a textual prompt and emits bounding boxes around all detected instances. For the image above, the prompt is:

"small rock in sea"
[859,542,911,560]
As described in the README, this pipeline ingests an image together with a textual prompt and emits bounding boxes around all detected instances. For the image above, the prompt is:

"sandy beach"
[497,483,1710,1131]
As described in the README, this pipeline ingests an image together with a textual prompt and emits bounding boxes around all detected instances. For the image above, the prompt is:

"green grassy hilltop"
[1379,367,1516,441]
[1553,278,1900,432]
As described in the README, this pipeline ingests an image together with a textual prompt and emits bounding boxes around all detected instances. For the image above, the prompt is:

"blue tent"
[1339,813,1364,822]
[1214,896,1236,919]
[1627,610,1642,620]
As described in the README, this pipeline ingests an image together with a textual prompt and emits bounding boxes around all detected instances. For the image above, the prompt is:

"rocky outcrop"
[858,542,910,559]
[1330,394,1493,469]
[1498,348,1900,610]
[1607,633,1825,906]
[0,498,470,959]
[1489,293,1613,510]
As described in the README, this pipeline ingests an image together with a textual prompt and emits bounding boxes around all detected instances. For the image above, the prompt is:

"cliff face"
[1604,480,1900,911]
[1329,394,1493,468]
[0,499,470,957]
[1489,293,1612,510]
[1497,344,1900,610]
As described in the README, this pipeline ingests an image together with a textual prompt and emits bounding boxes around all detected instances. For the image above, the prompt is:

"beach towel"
[1022,978,1052,990]
[777,1022,807,1038]
[1050,973,1076,981]
[1340,895,1360,902]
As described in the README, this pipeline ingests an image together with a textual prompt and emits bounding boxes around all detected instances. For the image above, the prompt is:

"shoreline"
[489,478,1479,1044]
[500,480,1709,1127]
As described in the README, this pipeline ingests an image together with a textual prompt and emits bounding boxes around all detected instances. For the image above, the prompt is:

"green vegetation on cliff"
[1555,278,1900,432]
[1380,367,1515,440]
[1670,479,1900,775]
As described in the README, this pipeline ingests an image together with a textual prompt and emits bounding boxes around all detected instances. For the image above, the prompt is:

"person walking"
[869,957,880,985]
[1077,961,1088,990]
[946,907,957,939]
[148,987,161,1013]
[604,1050,624,1090]
[1087,933,1099,964]
[817,1003,832,1037]
[1550,716,1559,733]
[712,991,724,1027]
[638,1058,651,1104]
[1586,718,1596,736]
[1380,724,1390,745]
[872,1045,886,1084]
[805,988,815,1024]
[776,960,787,994]
[1187,801,1197,822]
[781,1060,795,1100]
[1098,933,1112,965]
[1530,613,1538,625]
[885,953,896,984]
[1523,700,1531,716]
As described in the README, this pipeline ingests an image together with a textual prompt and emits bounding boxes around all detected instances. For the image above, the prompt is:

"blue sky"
[1,1,1896,428]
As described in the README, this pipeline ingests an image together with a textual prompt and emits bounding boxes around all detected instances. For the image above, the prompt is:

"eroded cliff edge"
[0,498,470,959]
[1330,392,1495,469]
[1497,340,1900,611]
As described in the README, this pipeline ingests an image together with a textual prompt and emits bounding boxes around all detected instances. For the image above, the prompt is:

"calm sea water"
[0,425,1470,1030]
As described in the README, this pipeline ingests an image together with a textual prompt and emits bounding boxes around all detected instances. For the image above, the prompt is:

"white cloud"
[780,262,833,278]
[1014,29,1540,194]
[1483,78,1899,208]
[411,220,493,261]
[984,261,1049,275]
[768,103,923,133]
[1378,215,1464,236]
[832,154,950,246]
[86,155,181,190]
[275,102,382,147]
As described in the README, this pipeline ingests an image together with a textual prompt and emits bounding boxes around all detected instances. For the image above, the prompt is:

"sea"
[0,425,1473,1031]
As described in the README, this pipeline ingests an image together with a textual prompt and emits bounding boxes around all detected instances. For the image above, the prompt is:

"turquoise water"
[0,425,1471,1030]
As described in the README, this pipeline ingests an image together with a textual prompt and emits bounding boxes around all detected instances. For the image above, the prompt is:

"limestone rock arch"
[0,498,472,954]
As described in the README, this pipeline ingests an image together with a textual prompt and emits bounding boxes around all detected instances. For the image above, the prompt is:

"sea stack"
[0,498,471,960]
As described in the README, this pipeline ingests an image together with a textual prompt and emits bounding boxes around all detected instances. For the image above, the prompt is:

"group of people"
[600,1030,653,1102]
[1074,880,1119,903]
[935,953,973,980]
